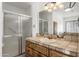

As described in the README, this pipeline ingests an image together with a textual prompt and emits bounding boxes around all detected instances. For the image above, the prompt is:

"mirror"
[39,11,48,35]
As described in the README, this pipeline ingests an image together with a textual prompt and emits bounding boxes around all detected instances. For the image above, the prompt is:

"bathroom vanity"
[25,37,79,57]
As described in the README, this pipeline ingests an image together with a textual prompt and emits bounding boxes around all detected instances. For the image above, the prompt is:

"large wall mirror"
[39,11,48,34]
[64,16,79,33]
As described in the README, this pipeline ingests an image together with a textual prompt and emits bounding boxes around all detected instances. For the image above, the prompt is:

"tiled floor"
[18,54,25,57]
[18,54,30,57]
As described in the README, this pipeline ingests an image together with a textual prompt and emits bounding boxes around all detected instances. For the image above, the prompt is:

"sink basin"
[38,38,58,44]
[39,38,49,42]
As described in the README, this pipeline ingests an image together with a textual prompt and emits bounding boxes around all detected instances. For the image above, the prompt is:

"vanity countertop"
[26,37,79,56]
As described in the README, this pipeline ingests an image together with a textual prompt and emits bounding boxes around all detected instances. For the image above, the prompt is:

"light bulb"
[48,9,52,12]
[47,3,53,9]
[50,3,54,7]
[59,4,64,9]
[44,6,48,10]
[53,6,57,10]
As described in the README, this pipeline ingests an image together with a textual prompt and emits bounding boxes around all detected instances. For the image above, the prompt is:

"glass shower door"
[22,17,32,53]
[3,13,20,57]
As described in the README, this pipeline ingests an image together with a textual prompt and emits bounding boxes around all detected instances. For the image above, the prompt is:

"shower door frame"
[3,10,25,57]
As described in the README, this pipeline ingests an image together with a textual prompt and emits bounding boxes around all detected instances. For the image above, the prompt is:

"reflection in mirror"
[39,19,48,34]
[64,17,79,33]
[39,11,48,35]
[53,21,57,35]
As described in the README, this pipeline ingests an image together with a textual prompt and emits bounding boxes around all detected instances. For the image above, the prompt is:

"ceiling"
[3,2,70,12]
[3,2,31,10]
[39,2,68,12]
[3,2,79,18]
[3,2,79,12]
[40,2,79,12]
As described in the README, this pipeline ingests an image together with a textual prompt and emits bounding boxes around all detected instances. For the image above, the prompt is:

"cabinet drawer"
[32,50,46,57]
[33,44,48,56]
[50,50,66,57]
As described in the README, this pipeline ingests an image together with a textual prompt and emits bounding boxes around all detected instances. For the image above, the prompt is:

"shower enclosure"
[2,11,32,57]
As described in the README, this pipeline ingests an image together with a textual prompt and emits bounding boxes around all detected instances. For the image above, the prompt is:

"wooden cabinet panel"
[25,47,32,56]
[32,50,46,57]
[26,41,34,48]
[32,50,39,57]
[33,44,48,56]
[38,54,46,57]
[30,43,37,49]
[50,50,65,57]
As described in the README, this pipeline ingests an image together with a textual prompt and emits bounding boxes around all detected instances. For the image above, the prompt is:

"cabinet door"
[32,50,46,57]
[25,47,32,56]
[25,42,48,57]
[33,44,48,56]
[50,50,64,57]
[32,50,39,57]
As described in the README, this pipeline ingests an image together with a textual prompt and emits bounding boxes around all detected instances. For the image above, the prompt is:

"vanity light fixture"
[44,2,64,12]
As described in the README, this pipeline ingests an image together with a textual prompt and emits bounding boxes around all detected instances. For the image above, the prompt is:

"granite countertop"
[26,37,79,56]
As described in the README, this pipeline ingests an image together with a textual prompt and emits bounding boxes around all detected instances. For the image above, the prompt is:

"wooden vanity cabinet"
[25,40,70,57]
